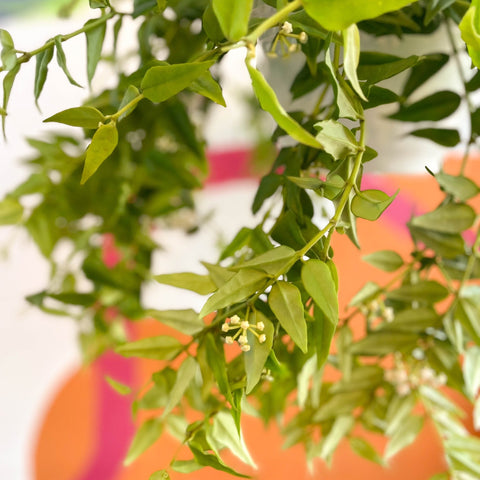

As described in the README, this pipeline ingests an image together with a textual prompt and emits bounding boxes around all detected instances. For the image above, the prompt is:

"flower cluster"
[385,364,447,396]
[268,21,308,57]
[221,315,266,352]
[361,299,394,328]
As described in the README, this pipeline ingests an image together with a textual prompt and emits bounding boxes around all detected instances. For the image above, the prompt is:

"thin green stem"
[309,83,329,119]
[107,93,145,121]
[245,0,302,43]
[0,12,117,73]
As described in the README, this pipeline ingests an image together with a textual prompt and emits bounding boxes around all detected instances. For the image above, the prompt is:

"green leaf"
[408,128,460,147]
[171,460,202,474]
[54,36,82,88]
[314,120,358,159]
[409,226,465,258]
[385,394,416,436]
[362,85,399,109]
[463,346,480,399]
[390,91,461,122]
[229,246,295,275]
[425,0,456,24]
[124,418,163,465]
[0,197,23,224]
[287,176,324,190]
[349,437,384,465]
[350,331,417,356]
[269,281,307,353]
[212,0,253,41]
[357,53,420,85]
[419,385,464,415]
[352,189,398,221]
[459,1,480,69]
[105,375,131,395]
[320,415,354,461]
[303,0,417,30]
[2,63,20,136]
[342,25,367,101]
[244,311,274,393]
[44,106,105,129]
[313,307,336,368]
[161,356,197,418]
[302,259,339,326]
[434,171,480,202]
[349,281,380,307]
[204,333,233,404]
[153,272,216,295]
[381,307,440,332]
[146,309,204,335]
[116,335,182,360]
[199,269,268,318]
[189,71,226,107]
[362,250,403,272]
[208,411,256,467]
[149,471,170,480]
[118,85,140,120]
[314,391,369,422]
[189,445,250,478]
[141,61,214,103]
[387,281,449,303]
[201,262,235,288]
[246,61,322,149]
[0,29,16,71]
[85,18,107,85]
[402,53,449,98]
[133,0,158,17]
[81,122,118,184]
[385,415,424,460]
[409,203,475,234]
[34,46,54,103]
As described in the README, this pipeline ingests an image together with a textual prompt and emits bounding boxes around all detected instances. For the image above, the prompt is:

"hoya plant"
[1,0,480,478]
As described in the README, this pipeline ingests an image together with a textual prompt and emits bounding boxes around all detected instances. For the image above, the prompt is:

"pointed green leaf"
[212,0,252,41]
[244,311,274,393]
[2,63,20,136]
[44,106,105,129]
[409,128,460,147]
[201,262,235,288]
[124,418,163,465]
[199,269,267,318]
[0,197,23,224]
[141,61,214,103]
[209,411,256,467]
[314,119,358,159]
[189,445,250,478]
[297,354,318,408]
[358,52,420,85]
[287,176,324,190]
[363,250,403,272]
[34,46,54,103]
[89,0,110,7]
[269,281,307,353]
[302,259,339,326]
[349,281,380,307]
[105,375,132,395]
[463,346,480,399]
[189,71,226,107]
[153,272,216,295]
[460,1,480,69]
[81,122,118,184]
[229,246,295,275]
[352,189,398,221]
[162,356,197,418]
[381,307,440,332]
[204,333,233,403]
[171,460,202,474]
[0,29,16,71]
[319,415,354,460]
[85,18,106,84]
[349,437,384,465]
[246,61,323,149]
[116,335,182,360]
[146,309,204,335]
[342,25,367,101]
[390,91,461,122]
[435,171,480,201]
[387,280,448,303]
[118,85,140,120]
[409,203,475,234]
[313,307,336,368]
[303,0,418,30]
[402,53,449,98]
[350,331,417,356]
[385,394,416,436]
[54,36,82,87]
[385,415,423,460]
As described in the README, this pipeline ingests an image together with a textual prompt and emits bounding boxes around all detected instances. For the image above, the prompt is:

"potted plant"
[1,1,480,478]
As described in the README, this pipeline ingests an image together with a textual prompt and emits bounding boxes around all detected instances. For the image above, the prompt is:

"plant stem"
[0,12,117,73]
[245,0,302,43]
[107,93,145,121]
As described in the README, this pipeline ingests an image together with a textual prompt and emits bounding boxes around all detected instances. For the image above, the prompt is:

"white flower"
[221,323,229,332]
[256,321,265,331]
[225,336,234,344]
[299,32,308,44]
[240,321,250,330]
[419,367,435,383]
[396,382,411,396]
[241,344,251,352]
[281,21,293,34]
[230,315,240,325]
[238,335,248,345]
[384,307,394,323]
[259,334,266,343]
